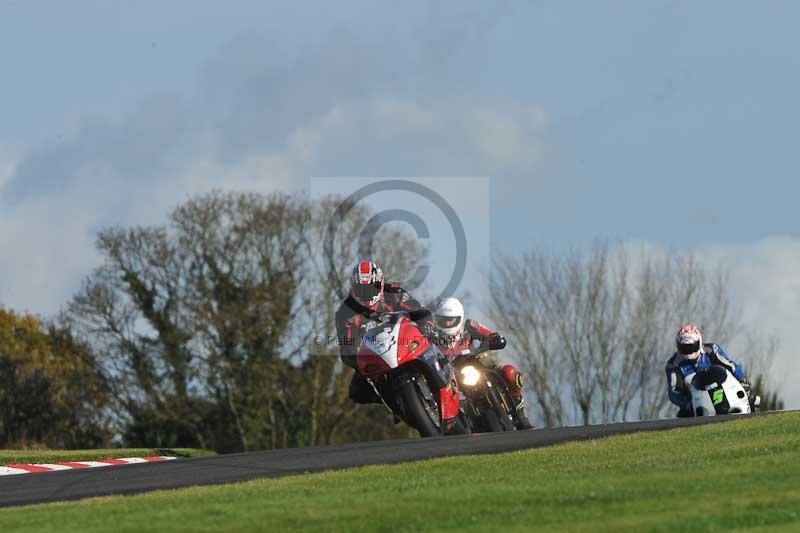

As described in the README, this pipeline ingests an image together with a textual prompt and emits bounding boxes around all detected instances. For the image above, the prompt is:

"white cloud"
[0,145,16,192]
[0,16,550,329]
[0,18,552,318]
[0,93,549,316]
[472,105,548,165]
[0,195,98,314]
[301,96,549,178]
[0,138,295,314]
[702,236,800,408]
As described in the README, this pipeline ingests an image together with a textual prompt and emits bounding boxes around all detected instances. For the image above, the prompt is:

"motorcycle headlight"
[460,365,481,387]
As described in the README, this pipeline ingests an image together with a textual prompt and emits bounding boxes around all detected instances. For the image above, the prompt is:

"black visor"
[677,341,701,355]
[436,316,461,329]
[353,282,381,302]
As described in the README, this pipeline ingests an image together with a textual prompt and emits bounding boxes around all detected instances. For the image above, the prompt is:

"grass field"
[0,448,214,465]
[1,413,798,532]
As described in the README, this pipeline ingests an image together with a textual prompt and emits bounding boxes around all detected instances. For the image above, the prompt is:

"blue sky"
[1,1,799,405]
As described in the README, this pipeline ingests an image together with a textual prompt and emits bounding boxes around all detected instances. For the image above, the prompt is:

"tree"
[64,190,428,452]
[0,307,110,448]
[66,191,307,451]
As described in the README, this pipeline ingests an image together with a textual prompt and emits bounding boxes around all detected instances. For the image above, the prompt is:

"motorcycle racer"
[335,260,437,404]
[665,324,750,417]
[434,297,534,430]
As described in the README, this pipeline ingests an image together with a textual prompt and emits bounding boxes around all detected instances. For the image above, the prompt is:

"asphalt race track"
[0,414,768,508]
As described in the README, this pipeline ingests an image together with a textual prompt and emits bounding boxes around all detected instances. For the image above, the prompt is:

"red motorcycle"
[357,312,468,437]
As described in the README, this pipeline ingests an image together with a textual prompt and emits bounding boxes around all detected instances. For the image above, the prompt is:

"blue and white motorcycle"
[689,366,760,416]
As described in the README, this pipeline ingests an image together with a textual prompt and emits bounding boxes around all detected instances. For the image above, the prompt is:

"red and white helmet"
[676,324,703,360]
[350,261,384,311]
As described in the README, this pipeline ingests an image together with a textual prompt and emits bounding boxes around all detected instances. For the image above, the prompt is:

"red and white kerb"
[0,456,176,476]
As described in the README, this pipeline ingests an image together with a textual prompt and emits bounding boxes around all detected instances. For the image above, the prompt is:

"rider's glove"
[418,320,438,341]
[487,334,507,350]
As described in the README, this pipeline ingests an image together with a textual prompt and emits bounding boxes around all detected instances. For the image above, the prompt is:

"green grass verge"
[0,448,214,465]
[1,413,799,532]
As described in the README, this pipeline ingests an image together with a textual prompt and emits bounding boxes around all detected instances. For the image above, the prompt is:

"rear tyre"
[399,373,443,438]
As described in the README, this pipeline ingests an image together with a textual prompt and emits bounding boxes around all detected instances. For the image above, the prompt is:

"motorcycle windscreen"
[690,366,728,416]
[691,366,729,389]
[358,319,403,376]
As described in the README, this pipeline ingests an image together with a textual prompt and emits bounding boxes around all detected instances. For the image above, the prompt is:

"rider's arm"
[464,319,507,350]
[335,306,359,369]
[665,358,691,407]
[384,283,423,312]
[408,307,433,323]
[384,284,436,334]
[709,344,746,381]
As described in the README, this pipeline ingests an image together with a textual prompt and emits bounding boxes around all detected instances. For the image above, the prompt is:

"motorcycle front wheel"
[398,371,443,438]
[481,404,515,432]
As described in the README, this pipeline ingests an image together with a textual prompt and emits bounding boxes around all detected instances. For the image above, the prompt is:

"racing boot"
[752,395,762,413]
[513,404,535,430]
[499,364,535,430]
[348,373,381,404]
[444,414,471,435]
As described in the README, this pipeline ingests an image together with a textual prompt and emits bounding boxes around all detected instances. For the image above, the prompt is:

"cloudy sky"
[2,1,799,406]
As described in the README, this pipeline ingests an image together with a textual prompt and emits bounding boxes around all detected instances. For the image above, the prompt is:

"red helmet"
[676,324,703,360]
[350,261,384,311]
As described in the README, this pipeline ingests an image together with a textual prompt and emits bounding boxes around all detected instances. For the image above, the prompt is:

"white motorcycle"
[689,366,760,416]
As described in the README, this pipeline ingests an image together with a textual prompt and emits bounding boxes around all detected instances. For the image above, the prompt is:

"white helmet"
[434,297,465,338]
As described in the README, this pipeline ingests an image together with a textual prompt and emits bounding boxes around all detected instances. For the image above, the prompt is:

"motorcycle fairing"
[690,366,751,416]
[358,315,436,379]
[361,319,402,368]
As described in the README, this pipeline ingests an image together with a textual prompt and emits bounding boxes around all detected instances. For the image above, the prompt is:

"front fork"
[418,347,462,422]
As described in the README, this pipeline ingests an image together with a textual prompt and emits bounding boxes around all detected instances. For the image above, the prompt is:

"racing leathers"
[438,319,506,360]
[335,283,435,404]
[665,343,747,417]
[439,319,534,430]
